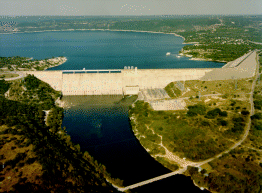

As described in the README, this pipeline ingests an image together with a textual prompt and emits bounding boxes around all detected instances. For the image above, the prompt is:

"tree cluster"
[0,79,118,192]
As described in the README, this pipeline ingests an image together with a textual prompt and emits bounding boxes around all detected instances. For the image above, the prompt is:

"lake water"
[0,30,224,70]
[0,30,212,192]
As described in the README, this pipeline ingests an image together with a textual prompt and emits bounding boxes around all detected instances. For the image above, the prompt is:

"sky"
[0,0,262,16]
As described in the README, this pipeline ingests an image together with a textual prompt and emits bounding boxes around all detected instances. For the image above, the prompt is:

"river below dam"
[61,95,208,192]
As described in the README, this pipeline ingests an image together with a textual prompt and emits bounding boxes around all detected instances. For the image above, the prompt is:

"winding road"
[115,51,260,192]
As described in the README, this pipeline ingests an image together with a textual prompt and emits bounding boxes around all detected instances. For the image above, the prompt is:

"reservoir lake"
[0,30,215,192]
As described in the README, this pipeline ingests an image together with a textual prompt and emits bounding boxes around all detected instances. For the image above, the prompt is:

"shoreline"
[0,57,67,81]
[0,28,186,40]
[44,56,67,71]
[3,28,230,63]
[1,28,228,65]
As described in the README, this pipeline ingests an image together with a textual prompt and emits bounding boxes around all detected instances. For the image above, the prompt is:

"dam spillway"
[26,68,213,96]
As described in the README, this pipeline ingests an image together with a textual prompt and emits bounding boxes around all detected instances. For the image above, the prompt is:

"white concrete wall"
[62,73,123,95]
[128,69,212,89]
[25,68,213,96]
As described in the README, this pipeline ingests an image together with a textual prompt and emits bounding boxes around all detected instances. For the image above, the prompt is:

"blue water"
[0,30,224,70]
[61,96,208,192]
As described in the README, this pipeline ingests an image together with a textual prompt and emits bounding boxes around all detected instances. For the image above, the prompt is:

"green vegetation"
[129,99,250,162]
[164,82,182,98]
[130,76,252,174]
[187,104,206,116]
[165,78,253,100]
[182,54,262,193]
[0,79,10,95]
[155,157,179,171]
[7,75,60,110]
[186,147,262,193]
[0,56,65,71]
[0,75,119,192]
[0,56,28,69]
[245,65,262,149]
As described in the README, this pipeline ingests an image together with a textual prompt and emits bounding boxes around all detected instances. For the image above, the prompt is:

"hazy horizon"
[1,14,262,17]
[1,0,262,16]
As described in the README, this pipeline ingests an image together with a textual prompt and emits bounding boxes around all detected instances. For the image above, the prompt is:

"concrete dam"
[26,68,212,95]
[25,50,258,96]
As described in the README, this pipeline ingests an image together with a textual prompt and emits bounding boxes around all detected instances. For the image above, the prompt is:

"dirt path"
[145,52,259,169]
[146,125,194,167]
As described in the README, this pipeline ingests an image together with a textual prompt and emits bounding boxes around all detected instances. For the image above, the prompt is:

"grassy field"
[130,77,253,168]
[127,52,262,192]
[181,54,262,193]
[0,73,19,79]
[165,78,253,99]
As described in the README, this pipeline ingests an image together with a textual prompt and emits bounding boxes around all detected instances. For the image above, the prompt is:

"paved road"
[201,51,257,81]
[2,71,26,81]
[117,167,188,192]
[193,55,258,167]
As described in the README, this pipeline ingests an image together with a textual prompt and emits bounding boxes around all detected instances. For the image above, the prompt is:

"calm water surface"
[0,30,224,70]
[61,96,208,192]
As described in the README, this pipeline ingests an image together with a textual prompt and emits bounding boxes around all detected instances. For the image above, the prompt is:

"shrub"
[254,121,262,130]
[205,108,222,119]
[201,169,207,174]
[187,111,198,117]
[201,120,210,126]
[188,166,199,175]
[217,118,228,126]
[0,79,10,95]
[24,75,41,90]
[219,111,228,117]
[254,100,262,110]
[230,100,236,106]
[187,104,206,117]
[222,93,229,99]
[241,110,250,116]
[251,113,262,120]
